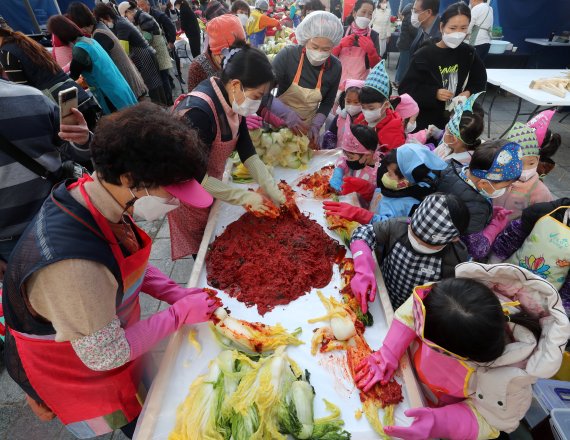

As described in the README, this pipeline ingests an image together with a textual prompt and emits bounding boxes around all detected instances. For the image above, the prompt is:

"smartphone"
[58,87,78,126]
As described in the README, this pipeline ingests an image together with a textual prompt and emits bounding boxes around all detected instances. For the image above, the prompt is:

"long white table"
[485,68,570,137]
[133,151,424,439]
[525,38,570,47]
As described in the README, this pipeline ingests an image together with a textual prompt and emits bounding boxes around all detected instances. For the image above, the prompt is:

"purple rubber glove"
[268,97,308,135]
[125,292,219,360]
[354,319,415,391]
[142,264,204,305]
[309,113,327,147]
[482,206,514,244]
[384,403,479,440]
[321,130,338,150]
[349,240,377,313]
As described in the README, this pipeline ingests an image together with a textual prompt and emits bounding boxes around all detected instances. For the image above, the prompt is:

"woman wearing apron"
[332,0,380,85]
[270,11,343,146]
[168,43,285,260]
[2,104,219,439]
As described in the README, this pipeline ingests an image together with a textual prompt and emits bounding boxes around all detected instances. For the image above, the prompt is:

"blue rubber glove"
[329,167,344,192]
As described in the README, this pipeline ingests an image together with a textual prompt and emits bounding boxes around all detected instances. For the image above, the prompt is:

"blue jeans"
[395,50,411,84]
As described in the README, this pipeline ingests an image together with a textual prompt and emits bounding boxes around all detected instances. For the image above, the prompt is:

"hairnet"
[295,11,343,47]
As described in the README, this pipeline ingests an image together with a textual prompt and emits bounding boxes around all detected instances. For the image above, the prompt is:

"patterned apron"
[168,77,241,259]
[278,49,324,123]
[10,175,151,438]
[507,206,570,289]
[381,237,443,309]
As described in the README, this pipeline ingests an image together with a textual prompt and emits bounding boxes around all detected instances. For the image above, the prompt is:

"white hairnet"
[295,11,343,47]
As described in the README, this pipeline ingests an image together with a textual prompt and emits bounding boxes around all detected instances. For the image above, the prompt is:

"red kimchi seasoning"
[206,209,345,315]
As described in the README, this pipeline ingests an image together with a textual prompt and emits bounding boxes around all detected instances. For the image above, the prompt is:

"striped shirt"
[0,80,91,239]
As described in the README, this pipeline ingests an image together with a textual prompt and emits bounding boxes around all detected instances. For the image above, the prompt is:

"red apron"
[338,27,370,84]
[11,175,151,437]
[168,77,240,259]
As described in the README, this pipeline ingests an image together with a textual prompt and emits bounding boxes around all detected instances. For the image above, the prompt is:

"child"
[354,60,406,152]
[328,124,379,200]
[494,110,559,220]
[331,0,380,84]
[433,92,485,165]
[436,139,523,260]
[491,198,570,314]
[322,79,364,150]
[325,143,447,224]
[356,262,570,440]
[348,193,470,311]
[393,93,419,139]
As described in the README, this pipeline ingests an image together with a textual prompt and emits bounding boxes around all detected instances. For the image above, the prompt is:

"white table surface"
[486,68,570,106]
[525,38,570,47]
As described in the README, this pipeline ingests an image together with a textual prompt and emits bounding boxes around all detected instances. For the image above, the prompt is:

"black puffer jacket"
[436,160,492,234]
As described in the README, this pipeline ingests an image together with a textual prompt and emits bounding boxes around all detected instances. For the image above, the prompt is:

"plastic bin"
[551,408,570,440]
[534,379,570,412]
[489,40,510,54]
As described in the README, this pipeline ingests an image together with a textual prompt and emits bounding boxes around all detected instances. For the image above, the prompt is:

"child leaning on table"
[493,110,560,221]
[348,193,470,312]
[356,262,570,440]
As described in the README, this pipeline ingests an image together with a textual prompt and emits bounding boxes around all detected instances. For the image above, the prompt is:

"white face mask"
[232,85,262,116]
[345,104,362,117]
[130,188,180,221]
[408,229,444,254]
[406,120,417,133]
[410,11,423,28]
[105,20,114,29]
[362,107,385,125]
[354,16,371,29]
[237,13,248,26]
[479,181,507,199]
[442,32,467,49]
[519,166,538,182]
[305,48,330,66]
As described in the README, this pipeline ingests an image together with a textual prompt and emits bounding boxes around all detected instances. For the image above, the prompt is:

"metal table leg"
[500,96,523,138]
[486,87,500,138]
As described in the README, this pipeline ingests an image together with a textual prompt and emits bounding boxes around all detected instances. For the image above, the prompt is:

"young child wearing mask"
[322,79,364,150]
[354,60,406,152]
[331,0,380,84]
[494,110,559,220]
[436,140,523,260]
[433,92,485,165]
[393,93,421,140]
[356,262,570,440]
[326,144,448,225]
[348,193,470,311]
[328,124,380,198]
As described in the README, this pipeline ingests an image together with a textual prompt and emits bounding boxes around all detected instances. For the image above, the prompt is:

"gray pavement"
[1,57,569,439]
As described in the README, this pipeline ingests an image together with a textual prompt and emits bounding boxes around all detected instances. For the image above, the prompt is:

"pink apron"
[410,287,475,407]
[168,77,240,259]
[338,27,370,84]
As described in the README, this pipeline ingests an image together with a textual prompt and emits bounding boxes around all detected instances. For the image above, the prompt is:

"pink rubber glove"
[323,201,374,224]
[482,206,514,244]
[384,403,479,440]
[142,264,204,305]
[125,292,219,360]
[354,319,415,391]
[246,114,264,130]
[341,176,375,202]
[349,240,377,313]
[259,107,285,128]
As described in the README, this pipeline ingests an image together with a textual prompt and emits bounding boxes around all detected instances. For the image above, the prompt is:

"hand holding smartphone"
[58,87,78,126]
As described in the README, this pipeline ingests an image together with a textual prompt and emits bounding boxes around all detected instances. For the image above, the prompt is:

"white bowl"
[489,40,510,54]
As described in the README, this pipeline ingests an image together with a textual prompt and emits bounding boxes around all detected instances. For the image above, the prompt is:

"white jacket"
[468,3,494,46]
[370,6,392,39]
